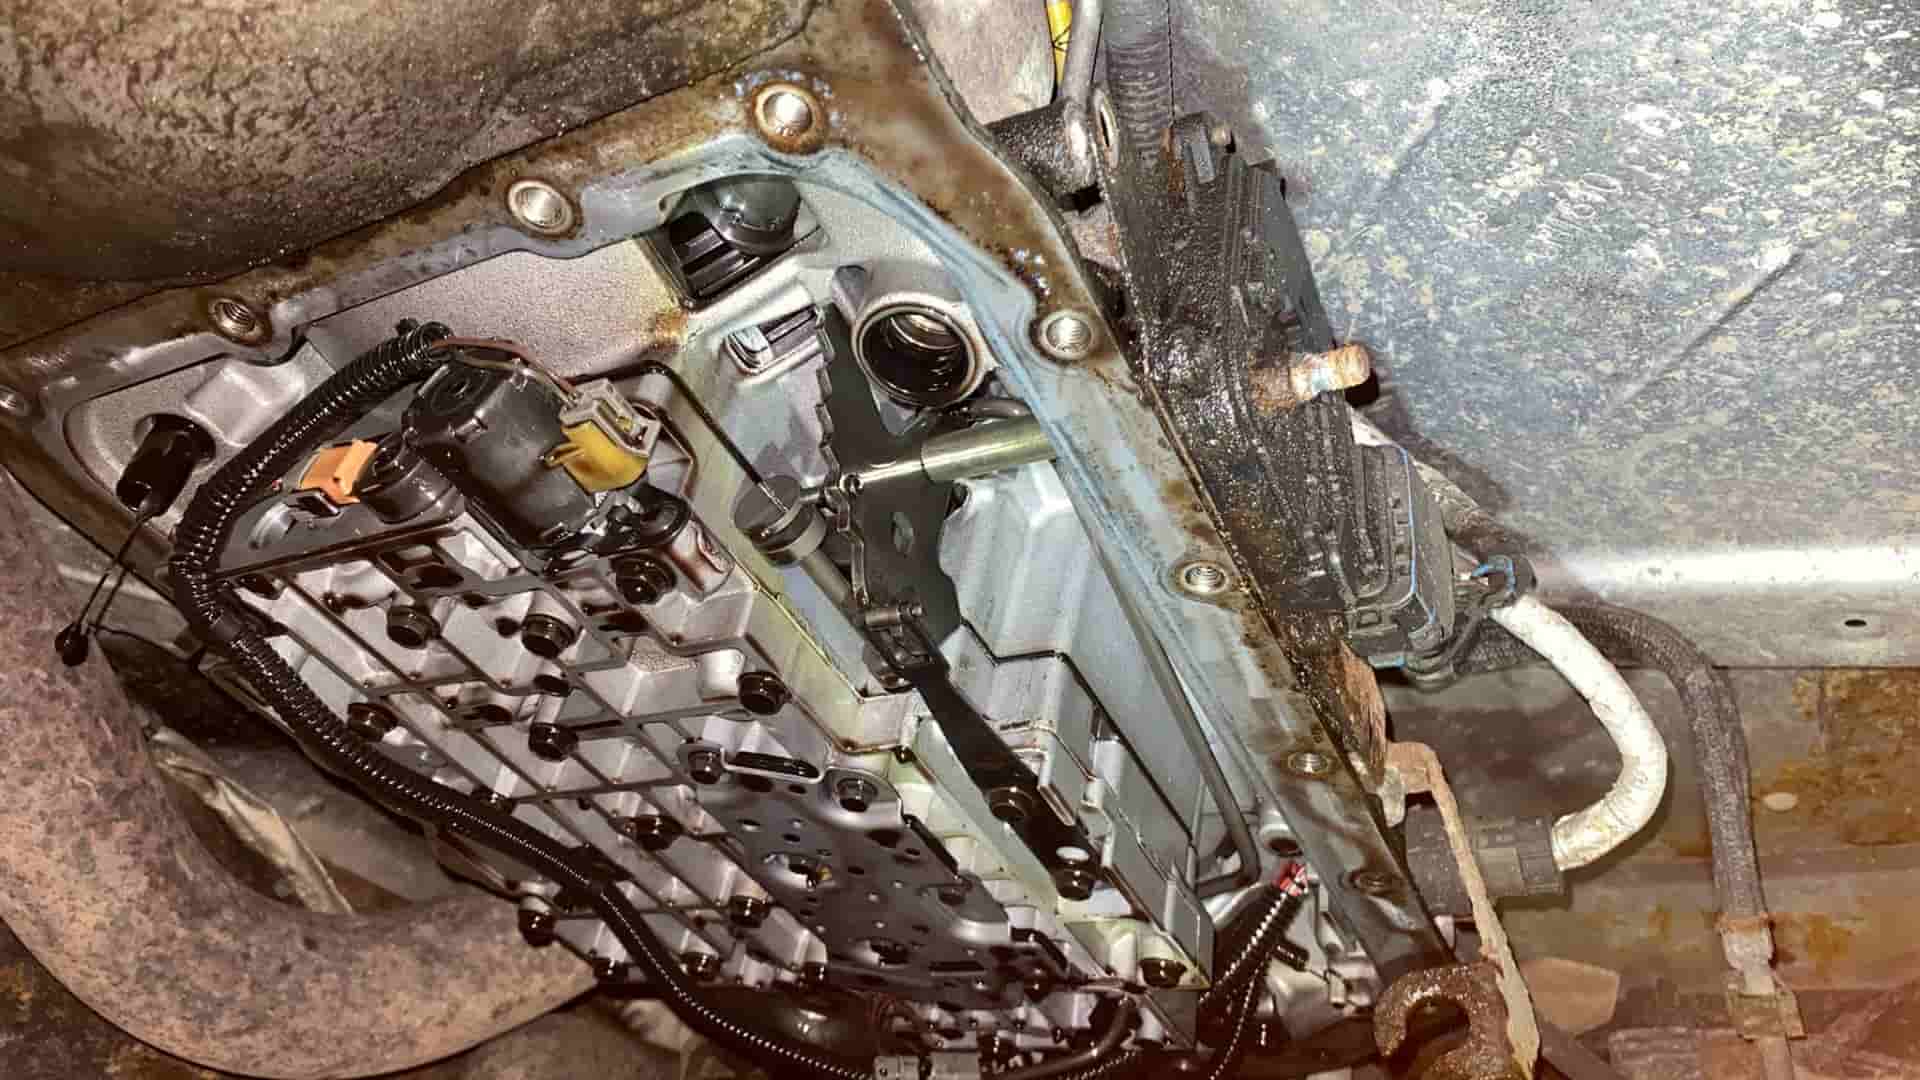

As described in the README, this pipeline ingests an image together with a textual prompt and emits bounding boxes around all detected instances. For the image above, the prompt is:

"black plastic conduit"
[169,324,871,1080]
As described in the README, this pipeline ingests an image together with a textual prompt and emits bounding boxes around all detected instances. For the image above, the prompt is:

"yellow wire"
[1046,0,1073,87]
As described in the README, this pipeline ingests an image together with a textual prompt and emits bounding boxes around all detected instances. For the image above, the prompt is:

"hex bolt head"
[835,776,879,813]
[681,951,721,981]
[519,614,578,660]
[517,907,557,948]
[728,894,771,929]
[1023,976,1054,1002]
[345,702,399,741]
[385,605,440,649]
[591,956,630,984]
[737,671,791,716]
[686,748,726,785]
[937,884,971,907]
[612,554,676,605]
[1052,865,1098,901]
[800,961,829,989]
[619,814,684,853]
[986,786,1036,826]
[1140,957,1186,989]
[527,721,578,762]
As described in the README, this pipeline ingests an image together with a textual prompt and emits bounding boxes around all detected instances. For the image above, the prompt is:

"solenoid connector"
[545,379,660,494]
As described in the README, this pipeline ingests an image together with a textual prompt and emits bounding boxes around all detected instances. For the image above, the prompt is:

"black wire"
[72,508,152,628]
[88,564,133,633]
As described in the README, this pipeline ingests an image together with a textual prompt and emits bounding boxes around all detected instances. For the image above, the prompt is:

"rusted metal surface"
[1612,983,1920,1080]
[0,0,807,293]
[1389,741,1539,1075]
[1394,665,1920,999]
[1377,962,1527,1080]
[1764,670,1920,848]
[1249,343,1374,413]
[0,474,594,1079]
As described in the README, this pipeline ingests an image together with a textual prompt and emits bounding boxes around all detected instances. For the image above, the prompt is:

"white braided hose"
[1491,594,1669,869]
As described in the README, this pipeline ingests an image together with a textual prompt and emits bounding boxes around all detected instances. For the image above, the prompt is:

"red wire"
[1274,860,1307,894]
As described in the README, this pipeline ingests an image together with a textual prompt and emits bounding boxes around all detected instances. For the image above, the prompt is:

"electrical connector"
[546,380,659,493]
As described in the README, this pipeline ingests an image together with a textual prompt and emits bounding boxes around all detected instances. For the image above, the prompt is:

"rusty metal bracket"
[1725,976,1806,1041]
[1377,962,1522,1080]
[1387,742,1539,1076]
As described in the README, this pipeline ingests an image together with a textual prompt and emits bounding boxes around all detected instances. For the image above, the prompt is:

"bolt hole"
[1286,749,1334,778]
[1843,617,1871,630]
[507,180,574,235]
[782,832,803,845]
[1177,561,1231,596]
[208,297,265,342]
[1037,310,1096,361]
[756,85,817,139]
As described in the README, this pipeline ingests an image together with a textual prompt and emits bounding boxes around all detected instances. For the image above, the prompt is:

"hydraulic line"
[1489,595,1667,870]
[170,324,873,1080]
[1462,602,1791,1078]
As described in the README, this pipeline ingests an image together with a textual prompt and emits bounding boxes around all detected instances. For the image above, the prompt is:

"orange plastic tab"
[297,439,379,505]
